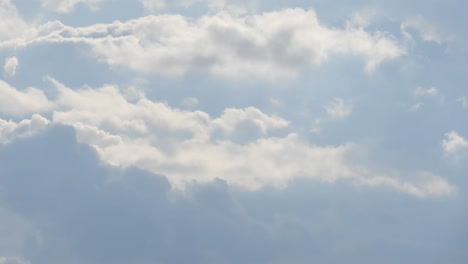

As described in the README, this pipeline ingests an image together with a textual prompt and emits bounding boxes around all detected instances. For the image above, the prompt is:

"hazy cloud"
[41,0,104,13]
[325,98,353,119]
[2,8,405,78]
[3,57,18,77]
[442,131,468,155]
[414,87,438,97]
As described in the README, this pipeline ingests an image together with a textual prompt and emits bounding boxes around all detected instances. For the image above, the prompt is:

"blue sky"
[0,0,467,263]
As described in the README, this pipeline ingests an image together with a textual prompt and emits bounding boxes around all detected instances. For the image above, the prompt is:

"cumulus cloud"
[0,127,465,264]
[441,131,468,155]
[41,0,104,13]
[0,114,50,144]
[3,57,18,77]
[4,8,405,78]
[0,81,51,117]
[324,98,353,119]
[0,0,28,42]
[0,78,454,197]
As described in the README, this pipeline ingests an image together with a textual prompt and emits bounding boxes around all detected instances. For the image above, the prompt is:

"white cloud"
[414,86,438,97]
[3,56,18,77]
[0,80,52,117]
[441,131,468,155]
[0,114,50,144]
[356,171,456,198]
[0,0,28,42]
[7,8,405,78]
[41,0,104,13]
[324,98,353,119]
[0,79,454,197]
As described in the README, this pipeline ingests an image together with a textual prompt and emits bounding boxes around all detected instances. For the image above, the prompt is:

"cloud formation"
[0,127,465,264]
[442,131,468,155]
[1,7,405,78]
[3,57,18,77]
[0,1,467,263]
[0,78,455,197]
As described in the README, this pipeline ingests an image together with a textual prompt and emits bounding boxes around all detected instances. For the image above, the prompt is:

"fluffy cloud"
[0,78,455,197]
[441,131,468,155]
[324,98,353,119]
[3,57,18,77]
[41,0,104,13]
[0,81,51,117]
[0,114,50,144]
[0,0,28,42]
[3,8,405,78]
[0,127,465,264]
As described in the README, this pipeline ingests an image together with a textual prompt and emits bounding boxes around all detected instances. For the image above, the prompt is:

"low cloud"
[1,8,405,78]
[3,57,18,77]
[0,81,51,117]
[441,131,468,155]
[0,127,464,264]
[0,78,455,197]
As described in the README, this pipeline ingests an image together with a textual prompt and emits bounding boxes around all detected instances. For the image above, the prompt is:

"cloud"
[3,57,18,77]
[0,78,455,197]
[41,0,104,13]
[441,131,468,155]
[414,86,438,97]
[4,8,405,78]
[0,0,28,42]
[0,114,50,144]
[324,98,353,119]
[401,15,450,44]
[0,126,465,264]
[0,80,51,117]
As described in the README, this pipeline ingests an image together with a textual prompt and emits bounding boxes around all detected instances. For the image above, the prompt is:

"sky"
[0,0,467,263]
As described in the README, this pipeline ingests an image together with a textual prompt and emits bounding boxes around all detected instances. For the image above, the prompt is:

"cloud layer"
[1,6,404,78]
[0,78,456,197]
[0,0,467,263]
